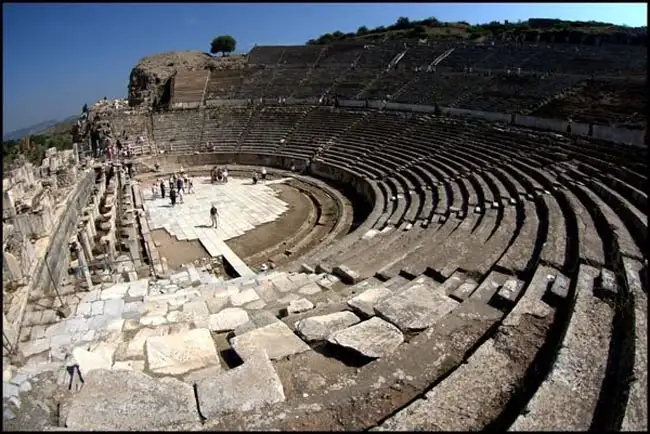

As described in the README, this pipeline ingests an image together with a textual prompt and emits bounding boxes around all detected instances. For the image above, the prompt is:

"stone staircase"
[4,258,496,430]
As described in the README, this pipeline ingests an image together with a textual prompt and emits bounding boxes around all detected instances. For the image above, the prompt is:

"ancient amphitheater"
[2,40,647,431]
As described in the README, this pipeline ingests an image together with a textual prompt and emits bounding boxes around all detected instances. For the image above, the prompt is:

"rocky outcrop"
[127,51,247,108]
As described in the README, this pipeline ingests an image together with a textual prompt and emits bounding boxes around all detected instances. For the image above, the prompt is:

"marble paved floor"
[142,177,291,258]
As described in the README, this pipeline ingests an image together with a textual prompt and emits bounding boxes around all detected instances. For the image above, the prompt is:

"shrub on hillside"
[210,35,237,56]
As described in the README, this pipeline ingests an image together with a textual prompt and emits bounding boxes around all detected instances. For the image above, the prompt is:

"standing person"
[210,203,219,228]
[160,180,166,199]
[188,177,194,194]
[261,167,267,182]
[151,183,157,199]
[177,175,184,194]
[222,167,228,184]
[169,187,177,207]
[168,175,174,191]
[178,185,184,204]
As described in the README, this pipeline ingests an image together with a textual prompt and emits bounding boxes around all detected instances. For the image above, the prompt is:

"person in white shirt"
[261,167,267,181]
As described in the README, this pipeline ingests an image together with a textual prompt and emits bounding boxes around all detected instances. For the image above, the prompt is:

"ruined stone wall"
[35,169,95,293]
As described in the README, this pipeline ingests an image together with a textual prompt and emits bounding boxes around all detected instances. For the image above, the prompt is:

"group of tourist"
[251,167,267,185]
[152,173,194,207]
[212,166,229,184]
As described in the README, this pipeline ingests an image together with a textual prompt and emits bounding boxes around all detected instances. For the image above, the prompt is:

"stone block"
[100,282,129,301]
[375,283,459,332]
[72,342,118,378]
[231,322,310,361]
[287,298,315,315]
[118,327,169,361]
[90,301,104,316]
[295,311,361,342]
[144,328,220,376]
[450,280,479,302]
[195,350,284,419]
[333,265,361,284]
[103,298,125,318]
[208,308,250,332]
[230,288,260,306]
[206,294,230,314]
[327,317,404,359]
[182,365,223,385]
[347,285,392,317]
[298,282,322,295]
[65,370,198,430]
[126,279,149,300]
[181,300,210,328]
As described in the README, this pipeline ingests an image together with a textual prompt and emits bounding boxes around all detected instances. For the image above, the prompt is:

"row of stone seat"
[171,71,209,105]
[286,113,643,283]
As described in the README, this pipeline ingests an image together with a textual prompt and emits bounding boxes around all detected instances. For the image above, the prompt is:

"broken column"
[78,225,95,263]
[70,237,93,291]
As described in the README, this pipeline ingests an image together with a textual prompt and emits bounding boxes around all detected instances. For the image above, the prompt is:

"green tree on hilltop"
[210,35,237,56]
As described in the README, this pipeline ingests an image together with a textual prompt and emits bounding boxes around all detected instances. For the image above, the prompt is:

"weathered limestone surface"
[295,311,361,342]
[145,328,220,375]
[287,298,314,315]
[621,258,648,432]
[208,308,249,332]
[231,322,310,361]
[375,283,459,331]
[196,350,285,419]
[65,369,198,430]
[509,265,613,430]
[72,342,118,377]
[347,286,392,317]
[327,317,404,358]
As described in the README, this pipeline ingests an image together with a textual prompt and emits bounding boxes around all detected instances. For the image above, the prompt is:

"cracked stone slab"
[196,350,284,419]
[126,279,149,300]
[231,322,310,361]
[347,285,393,317]
[117,327,169,360]
[295,311,361,342]
[287,298,315,315]
[327,317,404,358]
[230,289,260,306]
[208,308,250,332]
[374,283,459,331]
[181,300,210,328]
[65,369,199,430]
[145,328,220,376]
[100,282,130,300]
[298,282,322,295]
[71,342,118,378]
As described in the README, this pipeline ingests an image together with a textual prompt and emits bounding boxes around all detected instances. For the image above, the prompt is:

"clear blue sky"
[3,2,647,134]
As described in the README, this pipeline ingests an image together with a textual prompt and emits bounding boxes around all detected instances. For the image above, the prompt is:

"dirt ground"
[149,182,315,274]
[226,183,313,265]
[150,229,225,275]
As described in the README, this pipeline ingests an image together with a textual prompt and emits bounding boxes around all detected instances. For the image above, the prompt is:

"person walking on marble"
[170,187,177,207]
[160,179,166,199]
[178,185,184,204]
[177,175,184,194]
[210,203,219,228]
[261,167,267,182]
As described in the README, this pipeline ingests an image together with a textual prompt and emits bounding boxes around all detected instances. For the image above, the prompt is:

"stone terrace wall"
[337,100,646,148]
[36,169,95,293]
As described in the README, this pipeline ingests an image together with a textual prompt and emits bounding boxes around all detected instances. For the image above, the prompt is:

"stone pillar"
[78,226,94,263]
[70,238,93,291]
[73,143,80,164]
[101,236,116,266]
